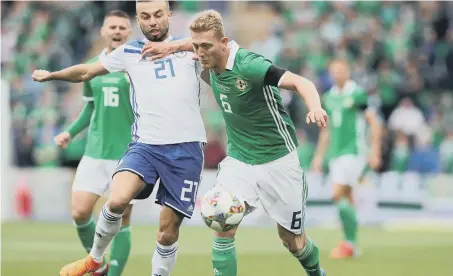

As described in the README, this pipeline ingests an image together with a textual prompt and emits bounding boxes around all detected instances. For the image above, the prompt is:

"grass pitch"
[2,222,452,275]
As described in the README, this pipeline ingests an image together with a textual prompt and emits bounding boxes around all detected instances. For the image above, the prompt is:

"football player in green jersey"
[312,59,382,259]
[184,10,327,276]
[53,10,134,276]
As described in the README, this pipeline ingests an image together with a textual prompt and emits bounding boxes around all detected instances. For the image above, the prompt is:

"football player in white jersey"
[32,1,205,275]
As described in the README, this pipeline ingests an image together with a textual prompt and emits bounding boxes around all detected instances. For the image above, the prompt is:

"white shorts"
[329,154,366,187]
[216,151,307,234]
[73,156,136,204]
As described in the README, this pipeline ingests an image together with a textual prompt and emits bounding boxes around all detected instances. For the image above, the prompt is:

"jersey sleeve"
[99,45,126,73]
[240,53,272,84]
[82,81,94,102]
[353,89,369,110]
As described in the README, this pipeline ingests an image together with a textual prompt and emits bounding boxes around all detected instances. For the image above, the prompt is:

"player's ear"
[100,25,105,37]
[167,11,172,24]
[221,36,228,46]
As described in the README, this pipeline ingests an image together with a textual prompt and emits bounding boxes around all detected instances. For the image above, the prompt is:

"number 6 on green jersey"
[220,94,232,113]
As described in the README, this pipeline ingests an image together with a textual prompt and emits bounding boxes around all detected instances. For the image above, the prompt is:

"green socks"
[108,225,132,276]
[76,219,131,275]
[76,218,96,253]
[337,198,358,244]
[76,218,107,267]
[293,237,323,276]
[212,238,237,276]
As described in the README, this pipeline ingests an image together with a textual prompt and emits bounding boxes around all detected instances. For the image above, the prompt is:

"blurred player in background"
[33,1,206,275]
[166,9,327,276]
[53,10,134,276]
[312,59,382,259]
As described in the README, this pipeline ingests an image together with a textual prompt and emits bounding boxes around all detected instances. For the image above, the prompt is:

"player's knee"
[280,232,307,254]
[106,197,129,214]
[71,205,92,223]
[214,227,237,239]
[332,184,351,202]
[278,224,306,254]
[121,205,133,226]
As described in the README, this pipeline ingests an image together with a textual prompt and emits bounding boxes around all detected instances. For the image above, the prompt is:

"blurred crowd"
[2,1,453,174]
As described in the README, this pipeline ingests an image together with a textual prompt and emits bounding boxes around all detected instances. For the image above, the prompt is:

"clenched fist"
[54,131,72,149]
[32,70,51,82]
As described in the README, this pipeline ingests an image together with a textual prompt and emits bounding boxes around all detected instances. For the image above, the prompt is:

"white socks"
[89,204,123,261]
[151,241,178,276]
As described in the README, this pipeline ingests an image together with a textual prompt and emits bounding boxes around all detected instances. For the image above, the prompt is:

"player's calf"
[89,172,144,263]
[278,225,325,276]
[152,206,184,276]
[332,183,358,253]
[108,204,133,276]
[71,191,100,257]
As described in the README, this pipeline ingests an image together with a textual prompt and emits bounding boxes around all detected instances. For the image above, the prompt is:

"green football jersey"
[209,42,298,165]
[83,51,134,160]
[323,80,368,159]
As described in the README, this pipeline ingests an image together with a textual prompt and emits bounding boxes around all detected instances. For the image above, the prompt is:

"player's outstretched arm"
[32,61,109,83]
[278,71,328,128]
[142,38,194,61]
[54,103,94,149]
[365,109,382,170]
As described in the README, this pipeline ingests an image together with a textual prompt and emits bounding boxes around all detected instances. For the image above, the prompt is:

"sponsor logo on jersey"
[187,204,194,213]
[235,77,248,91]
[102,77,121,84]
[110,260,118,266]
[213,268,222,275]
[215,82,231,92]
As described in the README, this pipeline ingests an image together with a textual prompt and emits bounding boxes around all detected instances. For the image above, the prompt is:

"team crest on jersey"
[235,77,248,91]
[343,97,354,108]
[173,51,187,59]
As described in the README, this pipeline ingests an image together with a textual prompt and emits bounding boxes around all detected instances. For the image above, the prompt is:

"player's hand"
[368,153,381,170]
[32,70,51,82]
[141,42,175,61]
[311,156,324,172]
[306,108,328,128]
[54,131,72,149]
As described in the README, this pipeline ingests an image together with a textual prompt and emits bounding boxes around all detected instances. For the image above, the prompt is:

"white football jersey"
[100,36,206,145]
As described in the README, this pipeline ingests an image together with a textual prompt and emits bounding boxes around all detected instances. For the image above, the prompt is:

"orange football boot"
[329,241,356,259]
[59,255,101,276]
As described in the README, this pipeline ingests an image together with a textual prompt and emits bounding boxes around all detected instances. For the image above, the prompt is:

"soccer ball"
[200,188,246,232]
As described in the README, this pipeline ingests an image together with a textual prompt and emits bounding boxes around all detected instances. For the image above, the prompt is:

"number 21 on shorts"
[181,180,199,202]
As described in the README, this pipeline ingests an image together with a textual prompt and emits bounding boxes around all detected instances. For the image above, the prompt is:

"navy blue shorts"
[114,142,204,218]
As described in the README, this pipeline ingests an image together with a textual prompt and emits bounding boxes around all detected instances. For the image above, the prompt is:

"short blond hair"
[189,10,225,38]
